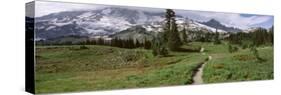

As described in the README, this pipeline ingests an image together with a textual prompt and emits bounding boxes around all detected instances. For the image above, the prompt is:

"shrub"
[79,45,89,49]
[233,54,255,61]
[228,44,239,53]
[213,64,224,69]
[242,44,248,49]
[152,35,169,57]
[250,46,266,62]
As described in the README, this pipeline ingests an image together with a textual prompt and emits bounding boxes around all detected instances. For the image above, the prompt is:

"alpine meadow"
[27,1,274,94]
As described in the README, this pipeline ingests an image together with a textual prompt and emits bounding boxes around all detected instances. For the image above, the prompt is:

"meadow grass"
[202,43,273,83]
[35,45,206,93]
[35,42,273,93]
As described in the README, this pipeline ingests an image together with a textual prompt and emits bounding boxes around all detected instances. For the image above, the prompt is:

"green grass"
[35,45,206,93]
[202,43,273,83]
[35,42,273,93]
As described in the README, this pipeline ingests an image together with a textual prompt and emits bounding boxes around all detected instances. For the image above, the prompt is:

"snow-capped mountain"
[200,19,242,32]
[243,27,263,33]
[34,7,240,40]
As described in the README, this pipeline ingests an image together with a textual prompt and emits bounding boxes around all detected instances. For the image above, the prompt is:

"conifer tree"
[181,28,188,43]
[164,9,182,51]
[144,38,151,49]
[214,28,221,44]
[152,33,168,57]
[269,26,274,44]
[97,38,104,45]
[135,39,140,48]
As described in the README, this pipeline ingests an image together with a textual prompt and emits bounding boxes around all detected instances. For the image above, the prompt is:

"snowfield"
[35,7,234,39]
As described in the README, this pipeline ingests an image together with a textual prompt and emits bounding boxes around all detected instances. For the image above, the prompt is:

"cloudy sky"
[33,1,273,29]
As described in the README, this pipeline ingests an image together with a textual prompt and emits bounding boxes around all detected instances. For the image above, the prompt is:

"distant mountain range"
[200,19,242,32]
[29,7,245,41]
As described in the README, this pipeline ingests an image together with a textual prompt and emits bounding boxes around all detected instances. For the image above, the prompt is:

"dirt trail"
[192,56,212,85]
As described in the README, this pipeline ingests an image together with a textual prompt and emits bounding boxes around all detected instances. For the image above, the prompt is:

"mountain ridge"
[200,19,242,32]
[33,7,243,40]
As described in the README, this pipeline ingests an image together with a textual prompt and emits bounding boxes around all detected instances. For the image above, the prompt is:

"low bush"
[79,45,89,49]
[228,44,239,53]
[233,54,255,61]
[212,63,224,69]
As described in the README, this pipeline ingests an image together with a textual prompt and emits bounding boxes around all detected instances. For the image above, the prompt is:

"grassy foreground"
[35,45,206,93]
[35,42,273,93]
[201,42,273,83]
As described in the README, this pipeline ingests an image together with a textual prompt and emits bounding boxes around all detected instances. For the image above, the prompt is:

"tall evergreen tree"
[135,39,140,48]
[144,38,151,49]
[252,28,268,46]
[164,9,182,51]
[269,26,274,44]
[214,28,221,44]
[152,33,168,57]
[205,32,211,42]
[97,38,104,45]
[181,28,188,43]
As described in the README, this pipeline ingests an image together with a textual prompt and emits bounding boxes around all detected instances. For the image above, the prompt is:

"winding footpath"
[192,55,212,85]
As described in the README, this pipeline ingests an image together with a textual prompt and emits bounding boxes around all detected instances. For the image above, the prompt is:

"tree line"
[81,38,152,49]
[227,26,273,47]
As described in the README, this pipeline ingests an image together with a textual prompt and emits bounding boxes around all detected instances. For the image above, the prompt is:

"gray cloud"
[35,1,106,17]
[175,10,273,29]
